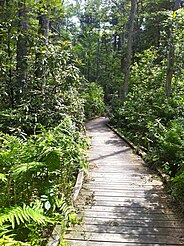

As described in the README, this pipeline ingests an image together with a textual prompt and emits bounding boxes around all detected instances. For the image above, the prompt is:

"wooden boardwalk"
[65,117,184,246]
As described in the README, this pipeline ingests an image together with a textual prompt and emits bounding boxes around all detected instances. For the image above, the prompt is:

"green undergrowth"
[109,47,184,211]
[82,82,105,120]
[0,117,89,245]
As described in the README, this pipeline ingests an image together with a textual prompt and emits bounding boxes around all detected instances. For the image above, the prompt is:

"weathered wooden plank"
[85,184,163,189]
[83,187,164,194]
[92,172,151,176]
[83,195,170,204]
[86,181,153,185]
[67,224,184,235]
[90,164,145,167]
[82,211,176,221]
[88,200,169,208]
[66,240,180,246]
[87,178,162,183]
[82,217,183,228]
[89,178,159,184]
[91,170,150,174]
[65,231,183,244]
[83,205,175,215]
[90,176,154,181]
[80,190,166,197]
[76,198,171,209]
[78,206,175,218]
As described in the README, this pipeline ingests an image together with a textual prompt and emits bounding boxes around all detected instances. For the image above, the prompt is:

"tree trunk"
[174,0,181,10]
[8,25,14,108]
[38,9,50,44]
[87,51,90,81]
[1,0,14,108]
[165,33,174,97]
[122,0,137,99]
[35,2,50,78]
[0,0,5,18]
[165,0,181,97]
[16,0,28,105]
[96,29,100,80]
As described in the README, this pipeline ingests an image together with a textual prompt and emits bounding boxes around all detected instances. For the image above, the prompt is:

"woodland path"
[64,117,184,246]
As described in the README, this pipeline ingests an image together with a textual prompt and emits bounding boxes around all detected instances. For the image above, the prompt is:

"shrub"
[83,82,105,119]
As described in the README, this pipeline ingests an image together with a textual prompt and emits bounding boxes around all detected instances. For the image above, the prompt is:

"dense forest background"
[0,0,183,245]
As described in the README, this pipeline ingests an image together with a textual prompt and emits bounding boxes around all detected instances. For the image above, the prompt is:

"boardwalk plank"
[82,205,175,214]
[80,190,166,197]
[82,217,183,228]
[66,241,181,246]
[82,211,175,221]
[67,224,184,235]
[65,231,183,244]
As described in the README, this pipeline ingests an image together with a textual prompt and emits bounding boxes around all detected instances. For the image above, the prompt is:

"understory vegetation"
[109,47,184,205]
[109,11,184,205]
[0,118,89,245]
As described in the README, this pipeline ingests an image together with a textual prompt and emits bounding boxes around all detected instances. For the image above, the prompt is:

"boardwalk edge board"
[106,122,170,184]
[106,123,146,157]
[46,169,85,246]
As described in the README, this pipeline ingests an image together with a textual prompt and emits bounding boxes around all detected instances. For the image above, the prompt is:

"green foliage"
[0,117,88,244]
[110,43,184,204]
[82,82,105,119]
[0,201,51,229]
[0,235,30,246]
[0,40,85,134]
[171,170,184,205]
[144,118,184,176]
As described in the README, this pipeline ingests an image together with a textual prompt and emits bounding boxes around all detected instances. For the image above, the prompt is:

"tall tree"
[0,0,16,108]
[38,1,50,44]
[35,1,50,78]
[16,0,28,105]
[165,0,182,97]
[122,0,137,98]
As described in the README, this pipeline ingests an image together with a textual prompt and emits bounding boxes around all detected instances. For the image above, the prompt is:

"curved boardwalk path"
[65,118,184,246]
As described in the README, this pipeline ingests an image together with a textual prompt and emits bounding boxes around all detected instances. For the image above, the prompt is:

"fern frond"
[0,204,52,229]
[55,196,75,222]
[41,148,62,171]
[0,225,12,237]
[0,235,30,246]
[12,162,46,176]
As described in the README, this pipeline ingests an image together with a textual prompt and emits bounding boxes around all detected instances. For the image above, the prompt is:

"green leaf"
[0,203,52,229]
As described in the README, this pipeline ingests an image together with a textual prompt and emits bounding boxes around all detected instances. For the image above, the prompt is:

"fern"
[0,224,12,237]
[12,162,46,176]
[55,196,77,224]
[0,202,52,229]
[0,225,31,245]
[0,235,30,246]
[42,148,62,171]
